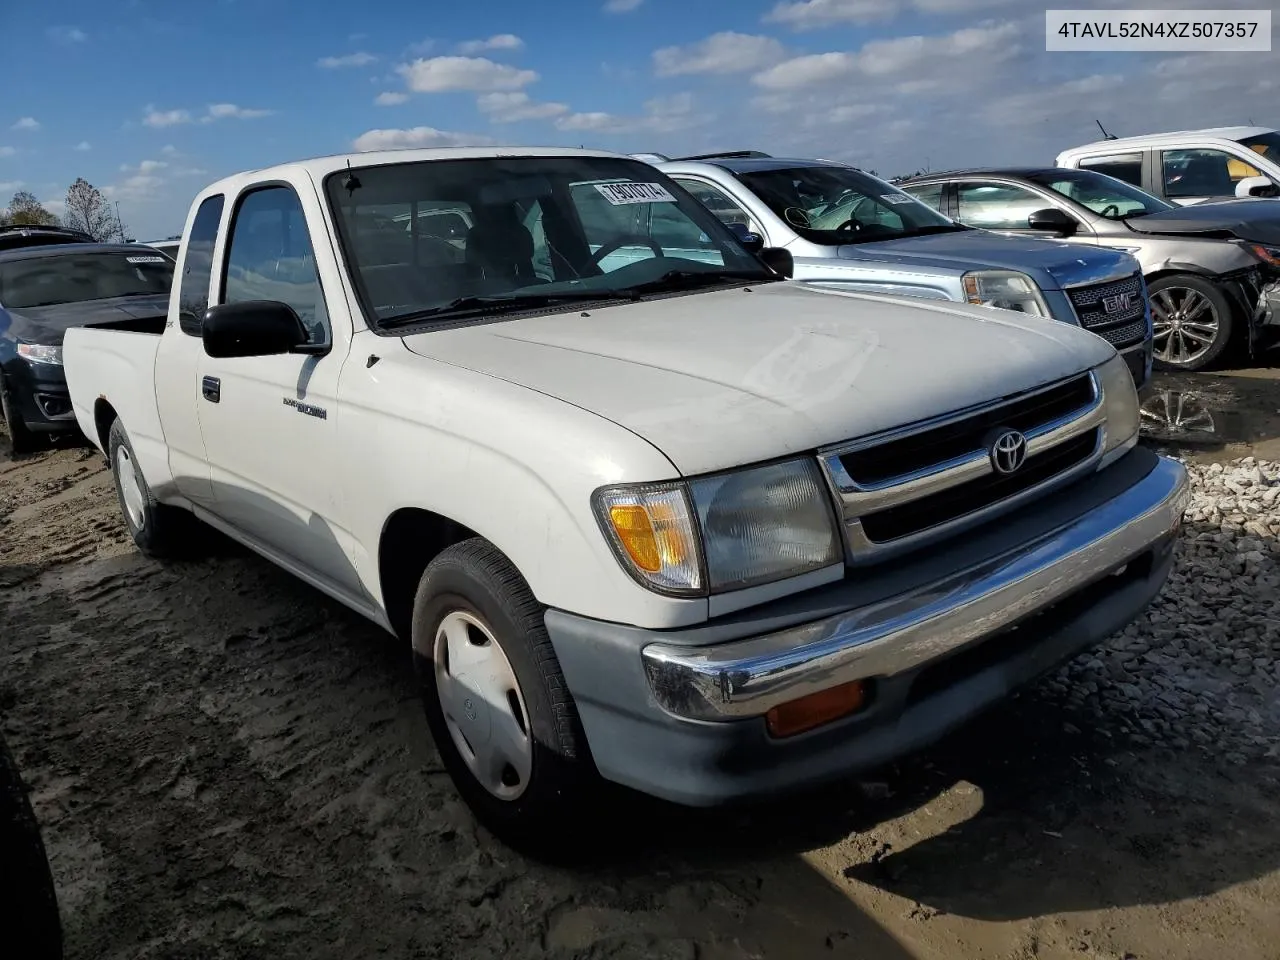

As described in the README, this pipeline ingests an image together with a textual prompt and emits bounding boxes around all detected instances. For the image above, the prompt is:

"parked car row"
[56,145,1189,851]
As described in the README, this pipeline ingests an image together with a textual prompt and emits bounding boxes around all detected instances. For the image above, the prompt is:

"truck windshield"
[1237,132,1280,166]
[1024,168,1175,219]
[732,165,964,246]
[0,251,174,309]
[324,155,777,326]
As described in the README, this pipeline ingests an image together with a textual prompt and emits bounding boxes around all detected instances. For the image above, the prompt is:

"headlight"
[961,270,1050,318]
[594,459,842,596]
[17,343,63,365]
[1248,243,1280,266]
[1097,353,1140,466]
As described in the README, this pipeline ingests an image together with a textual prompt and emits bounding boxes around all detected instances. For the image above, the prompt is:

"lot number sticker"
[595,182,677,205]
[880,193,915,205]
[127,255,168,263]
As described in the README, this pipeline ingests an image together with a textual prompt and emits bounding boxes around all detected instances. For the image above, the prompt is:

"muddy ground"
[3,368,1280,960]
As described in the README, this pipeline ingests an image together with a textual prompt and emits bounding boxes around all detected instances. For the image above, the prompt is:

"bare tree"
[4,190,59,226]
[63,178,117,241]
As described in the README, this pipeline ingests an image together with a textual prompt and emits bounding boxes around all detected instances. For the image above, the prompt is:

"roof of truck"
[1059,126,1275,156]
[899,167,1063,183]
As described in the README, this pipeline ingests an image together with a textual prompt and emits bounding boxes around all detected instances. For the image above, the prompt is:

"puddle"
[1139,372,1280,458]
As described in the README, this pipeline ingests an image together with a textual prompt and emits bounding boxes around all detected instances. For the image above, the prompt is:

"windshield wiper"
[899,223,971,237]
[625,269,776,295]
[381,289,642,326]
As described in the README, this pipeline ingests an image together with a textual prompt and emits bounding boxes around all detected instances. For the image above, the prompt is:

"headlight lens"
[17,343,63,365]
[1248,243,1280,266]
[1097,353,1140,464]
[961,270,1050,318]
[594,459,842,596]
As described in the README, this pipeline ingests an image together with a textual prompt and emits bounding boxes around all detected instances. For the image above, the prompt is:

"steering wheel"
[830,217,866,233]
[588,236,664,267]
[1099,203,1121,218]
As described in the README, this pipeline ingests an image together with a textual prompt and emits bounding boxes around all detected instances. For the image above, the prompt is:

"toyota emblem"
[988,428,1028,475]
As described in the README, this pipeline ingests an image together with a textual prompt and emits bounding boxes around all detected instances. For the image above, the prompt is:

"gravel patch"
[1039,456,1280,762]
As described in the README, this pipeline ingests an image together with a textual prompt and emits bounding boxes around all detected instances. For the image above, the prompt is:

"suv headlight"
[1097,353,1140,466]
[961,270,1050,318]
[594,459,843,596]
[17,343,63,365]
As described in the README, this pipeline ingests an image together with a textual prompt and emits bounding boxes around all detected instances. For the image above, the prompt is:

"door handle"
[201,376,220,403]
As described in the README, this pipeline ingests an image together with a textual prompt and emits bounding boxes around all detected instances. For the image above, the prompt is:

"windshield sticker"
[595,182,677,205]
[126,255,168,263]
[880,194,915,205]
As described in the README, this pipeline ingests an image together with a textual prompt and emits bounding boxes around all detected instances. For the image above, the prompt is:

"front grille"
[841,374,1094,487]
[860,429,1099,542]
[1067,272,1148,349]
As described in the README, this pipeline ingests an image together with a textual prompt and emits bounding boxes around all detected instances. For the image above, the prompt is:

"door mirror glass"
[202,300,310,358]
[759,246,793,278]
[1236,175,1279,199]
[1026,207,1078,236]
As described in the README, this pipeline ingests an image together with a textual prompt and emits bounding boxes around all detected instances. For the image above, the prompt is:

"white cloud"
[143,106,191,128]
[11,117,40,131]
[0,181,24,192]
[104,175,164,203]
[457,34,524,55]
[477,91,569,122]
[351,126,496,152]
[317,51,378,69]
[0,146,14,158]
[74,141,91,151]
[47,26,87,44]
[375,91,409,106]
[653,32,787,77]
[120,159,169,175]
[396,56,538,93]
[161,145,179,156]
[753,51,857,90]
[203,103,273,121]
[763,0,1021,30]
[555,92,698,135]
[42,198,67,218]
[604,0,643,11]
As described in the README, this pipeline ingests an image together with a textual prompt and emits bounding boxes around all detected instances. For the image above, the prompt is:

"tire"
[0,373,40,456]
[411,538,599,853]
[0,732,63,960]
[1148,274,1235,372]
[106,418,197,558]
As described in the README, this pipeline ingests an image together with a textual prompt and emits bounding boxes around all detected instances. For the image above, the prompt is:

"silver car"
[899,167,1280,372]
[649,152,1153,388]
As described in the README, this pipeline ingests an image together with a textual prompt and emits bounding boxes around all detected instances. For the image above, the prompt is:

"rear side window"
[178,194,225,336]
[222,185,329,344]
[901,182,944,212]
[1078,153,1143,187]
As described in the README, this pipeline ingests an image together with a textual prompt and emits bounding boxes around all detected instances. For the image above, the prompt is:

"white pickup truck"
[63,146,1189,848]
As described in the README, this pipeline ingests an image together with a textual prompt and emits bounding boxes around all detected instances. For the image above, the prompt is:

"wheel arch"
[377,507,479,641]
[92,397,119,455]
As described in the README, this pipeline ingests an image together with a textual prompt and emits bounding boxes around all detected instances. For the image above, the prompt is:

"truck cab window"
[177,194,225,336]
[1078,153,1144,187]
[223,186,329,343]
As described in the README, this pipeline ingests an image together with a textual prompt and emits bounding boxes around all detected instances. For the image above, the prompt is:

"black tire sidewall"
[1149,274,1235,371]
[107,418,171,555]
[412,540,595,844]
[0,372,38,455]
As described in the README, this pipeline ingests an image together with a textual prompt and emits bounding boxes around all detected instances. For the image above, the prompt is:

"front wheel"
[1148,274,1235,372]
[0,373,40,456]
[411,538,599,852]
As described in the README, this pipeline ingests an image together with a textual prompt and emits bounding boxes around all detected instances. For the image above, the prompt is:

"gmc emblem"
[1102,292,1135,315]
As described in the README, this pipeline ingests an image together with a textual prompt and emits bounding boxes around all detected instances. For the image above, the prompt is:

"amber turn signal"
[765,680,868,738]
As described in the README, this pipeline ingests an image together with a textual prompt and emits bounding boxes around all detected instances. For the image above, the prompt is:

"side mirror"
[1236,175,1278,199]
[727,221,765,253]
[1027,207,1078,236]
[202,300,310,359]
[759,246,794,278]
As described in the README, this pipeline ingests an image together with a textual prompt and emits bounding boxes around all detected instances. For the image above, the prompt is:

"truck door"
[153,193,224,506]
[193,180,362,595]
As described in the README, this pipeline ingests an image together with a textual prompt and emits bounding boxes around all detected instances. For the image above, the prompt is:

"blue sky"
[3,0,1276,239]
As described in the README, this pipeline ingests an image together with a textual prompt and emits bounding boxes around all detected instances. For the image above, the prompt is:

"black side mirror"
[202,300,310,359]
[727,221,765,253]
[1027,207,1078,236]
[759,247,794,278]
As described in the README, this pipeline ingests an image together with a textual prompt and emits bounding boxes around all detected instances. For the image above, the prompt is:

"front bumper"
[0,358,76,433]
[544,448,1187,806]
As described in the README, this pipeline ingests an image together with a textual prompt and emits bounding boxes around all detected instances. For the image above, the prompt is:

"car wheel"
[1148,274,1235,372]
[107,418,198,558]
[411,538,599,852]
[0,373,40,456]
[0,732,63,960]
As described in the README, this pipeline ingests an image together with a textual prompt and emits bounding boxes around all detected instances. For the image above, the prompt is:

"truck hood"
[1124,199,1280,244]
[400,282,1113,475]
[833,229,1132,290]
[0,293,170,345]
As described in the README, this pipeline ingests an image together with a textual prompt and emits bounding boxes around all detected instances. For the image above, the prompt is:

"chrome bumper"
[642,455,1189,722]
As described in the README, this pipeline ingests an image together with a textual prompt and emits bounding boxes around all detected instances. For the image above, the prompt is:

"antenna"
[1095,119,1117,141]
